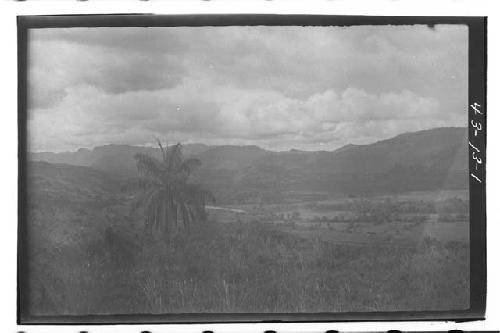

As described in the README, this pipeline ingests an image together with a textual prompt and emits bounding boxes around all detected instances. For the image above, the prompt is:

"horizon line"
[28,126,467,155]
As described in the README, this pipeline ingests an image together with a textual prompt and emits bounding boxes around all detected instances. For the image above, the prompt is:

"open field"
[207,189,469,247]
[26,162,470,315]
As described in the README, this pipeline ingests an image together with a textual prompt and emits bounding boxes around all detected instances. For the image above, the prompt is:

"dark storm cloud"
[28,25,468,152]
[28,31,186,108]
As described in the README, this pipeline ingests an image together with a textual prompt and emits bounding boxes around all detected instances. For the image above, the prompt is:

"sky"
[27,24,468,152]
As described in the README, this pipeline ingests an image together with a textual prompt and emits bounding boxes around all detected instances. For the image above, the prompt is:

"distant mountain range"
[30,143,211,177]
[29,127,469,202]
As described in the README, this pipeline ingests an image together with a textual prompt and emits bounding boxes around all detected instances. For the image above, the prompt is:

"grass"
[26,164,470,315]
[27,217,470,315]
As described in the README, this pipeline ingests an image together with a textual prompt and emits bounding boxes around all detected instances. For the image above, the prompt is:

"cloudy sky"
[28,24,468,152]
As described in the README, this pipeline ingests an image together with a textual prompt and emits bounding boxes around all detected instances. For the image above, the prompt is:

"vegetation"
[28,218,469,314]
[129,142,215,239]
[305,197,469,215]
[26,159,470,316]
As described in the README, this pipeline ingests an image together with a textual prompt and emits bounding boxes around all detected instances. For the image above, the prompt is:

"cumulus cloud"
[27,25,468,152]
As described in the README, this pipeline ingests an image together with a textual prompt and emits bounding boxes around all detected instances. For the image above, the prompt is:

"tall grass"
[28,218,469,315]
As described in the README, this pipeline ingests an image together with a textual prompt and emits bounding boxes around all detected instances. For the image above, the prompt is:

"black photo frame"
[17,14,487,324]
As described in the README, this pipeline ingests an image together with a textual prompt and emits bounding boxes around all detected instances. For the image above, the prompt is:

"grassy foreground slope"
[25,161,469,315]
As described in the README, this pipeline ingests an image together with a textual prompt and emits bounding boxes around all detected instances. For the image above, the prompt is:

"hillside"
[314,127,468,174]
[29,127,469,202]
[25,159,470,315]
[191,127,469,201]
[30,144,211,177]
[28,161,122,204]
[27,161,135,260]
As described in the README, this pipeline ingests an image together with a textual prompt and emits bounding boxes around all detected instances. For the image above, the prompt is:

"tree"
[129,141,215,239]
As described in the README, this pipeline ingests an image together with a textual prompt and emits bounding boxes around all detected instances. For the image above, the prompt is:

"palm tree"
[129,141,215,239]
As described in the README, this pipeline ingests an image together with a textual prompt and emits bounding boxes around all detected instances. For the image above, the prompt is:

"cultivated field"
[208,189,469,247]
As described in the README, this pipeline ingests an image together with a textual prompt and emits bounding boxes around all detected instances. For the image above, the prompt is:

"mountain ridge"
[30,127,466,161]
[28,126,469,202]
[29,126,468,177]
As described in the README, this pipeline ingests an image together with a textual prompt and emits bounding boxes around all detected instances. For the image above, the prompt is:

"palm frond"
[155,137,168,163]
[131,141,216,239]
[134,153,163,179]
[166,143,183,172]
[126,176,162,192]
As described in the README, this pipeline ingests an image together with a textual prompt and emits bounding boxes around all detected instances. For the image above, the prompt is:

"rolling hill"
[30,143,211,177]
[29,127,469,202]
